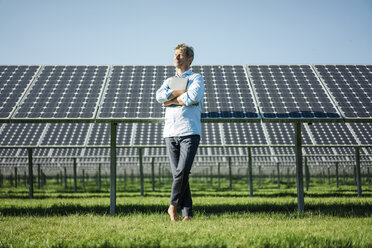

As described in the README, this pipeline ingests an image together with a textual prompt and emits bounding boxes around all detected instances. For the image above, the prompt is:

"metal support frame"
[98,163,102,191]
[110,122,117,215]
[276,162,280,190]
[28,148,33,198]
[139,148,144,196]
[151,157,155,192]
[305,157,309,192]
[295,122,304,212]
[37,164,41,189]
[228,157,232,191]
[248,147,253,196]
[355,146,362,197]
[73,158,77,193]
[64,167,67,189]
[14,167,17,188]
[335,162,339,188]
[217,162,221,190]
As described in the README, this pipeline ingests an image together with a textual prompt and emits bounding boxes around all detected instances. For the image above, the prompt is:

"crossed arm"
[162,89,187,107]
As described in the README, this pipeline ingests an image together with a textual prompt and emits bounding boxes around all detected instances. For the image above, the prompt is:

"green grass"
[0,177,371,247]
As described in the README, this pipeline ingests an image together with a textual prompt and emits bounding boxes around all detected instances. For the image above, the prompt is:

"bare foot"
[168,205,179,221]
[183,216,192,221]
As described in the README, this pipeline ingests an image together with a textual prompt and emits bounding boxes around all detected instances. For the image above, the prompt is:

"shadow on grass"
[1,201,371,217]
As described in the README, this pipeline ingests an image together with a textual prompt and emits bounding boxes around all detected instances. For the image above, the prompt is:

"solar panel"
[193,65,259,119]
[200,123,222,145]
[314,65,372,119]
[133,123,163,146]
[348,123,372,144]
[12,66,108,120]
[98,65,171,119]
[264,123,311,145]
[248,65,341,119]
[40,123,90,146]
[0,123,46,146]
[306,123,358,145]
[223,123,267,145]
[0,65,40,120]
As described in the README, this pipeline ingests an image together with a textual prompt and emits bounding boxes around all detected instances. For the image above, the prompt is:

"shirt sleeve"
[179,74,205,106]
[156,78,174,104]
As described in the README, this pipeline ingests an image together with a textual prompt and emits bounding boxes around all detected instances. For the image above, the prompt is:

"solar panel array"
[0,64,371,166]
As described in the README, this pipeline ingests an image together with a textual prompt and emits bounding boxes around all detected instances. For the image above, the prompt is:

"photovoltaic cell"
[13,66,108,119]
[248,65,341,119]
[0,65,40,119]
[314,65,372,119]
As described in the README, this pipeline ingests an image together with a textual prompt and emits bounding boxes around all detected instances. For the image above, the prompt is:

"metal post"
[14,167,18,188]
[73,158,77,193]
[327,166,331,186]
[217,162,221,190]
[295,122,304,212]
[37,164,41,189]
[151,157,155,192]
[277,162,280,190]
[210,166,213,185]
[287,167,290,187]
[110,122,117,215]
[248,147,253,197]
[139,148,144,197]
[228,157,232,191]
[258,165,262,187]
[355,147,362,197]
[124,168,127,188]
[82,169,85,188]
[343,168,346,185]
[305,157,309,192]
[335,162,339,189]
[28,148,34,198]
[368,167,370,185]
[64,167,67,189]
[98,164,102,191]
[158,164,161,191]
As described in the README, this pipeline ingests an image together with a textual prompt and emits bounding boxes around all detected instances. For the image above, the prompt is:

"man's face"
[174,49,192,68]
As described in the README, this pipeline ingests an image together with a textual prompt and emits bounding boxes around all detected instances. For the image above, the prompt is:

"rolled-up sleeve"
[179,74,205,106]
[156,78,174,104]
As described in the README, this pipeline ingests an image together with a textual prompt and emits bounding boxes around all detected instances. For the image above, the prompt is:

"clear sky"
[0,0,371,65]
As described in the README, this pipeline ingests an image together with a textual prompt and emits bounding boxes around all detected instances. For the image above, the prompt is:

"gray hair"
[174,43,194,61]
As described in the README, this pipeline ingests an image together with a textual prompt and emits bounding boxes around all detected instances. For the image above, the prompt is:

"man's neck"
[176,66,190,77]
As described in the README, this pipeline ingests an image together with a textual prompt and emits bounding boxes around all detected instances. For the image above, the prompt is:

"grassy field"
[0,176,371,247]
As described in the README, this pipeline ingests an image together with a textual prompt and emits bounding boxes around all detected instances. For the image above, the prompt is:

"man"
[156,43,205,221]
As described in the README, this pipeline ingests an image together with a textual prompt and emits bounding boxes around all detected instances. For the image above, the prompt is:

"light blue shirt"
[156,69,205,138]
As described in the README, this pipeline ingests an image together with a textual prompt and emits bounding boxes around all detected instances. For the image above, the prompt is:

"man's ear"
[188,57,193,65]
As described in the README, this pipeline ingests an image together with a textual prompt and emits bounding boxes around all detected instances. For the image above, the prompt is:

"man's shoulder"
[189,72,203,81]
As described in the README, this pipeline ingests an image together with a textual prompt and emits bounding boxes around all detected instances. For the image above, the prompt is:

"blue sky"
[0,0,371,65]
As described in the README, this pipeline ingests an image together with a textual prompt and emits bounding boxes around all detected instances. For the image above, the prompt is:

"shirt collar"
[175,69,192,78]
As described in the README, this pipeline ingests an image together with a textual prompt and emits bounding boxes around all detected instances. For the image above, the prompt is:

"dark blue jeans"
[164,134,200,217]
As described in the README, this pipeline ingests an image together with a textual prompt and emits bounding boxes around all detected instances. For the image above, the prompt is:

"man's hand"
[162,98,199,107]
[168,89,187,100]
